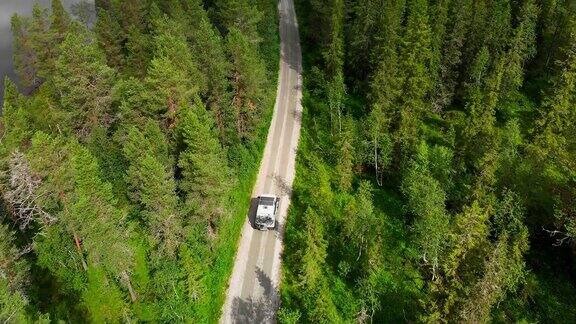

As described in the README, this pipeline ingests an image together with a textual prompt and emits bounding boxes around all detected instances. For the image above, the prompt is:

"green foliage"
[53,30,115,138]
[0,224,30,323]
[4,0,576,321]
[94,8,124,70]
[178,101,231,229]
[282,0,576,322]
[181,0,233,143]
[0,78,30,160]
[144,27,203,124]
[225,27,269,140]
[397,0,433,152]
[11,14,39,89]
[82,266,128,322]
[335,117,355,191]
[50,0,70,38]
[1,0,279,321]
[215,0,262,41]
[299,208,341,323]
[401,142,450,276]
[29,4,53,80]
[124,124,183,257]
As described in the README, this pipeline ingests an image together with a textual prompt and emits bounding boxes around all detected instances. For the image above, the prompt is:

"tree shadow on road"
[279,0,302,75]
[273,174,293,196]
[231,267,278,324]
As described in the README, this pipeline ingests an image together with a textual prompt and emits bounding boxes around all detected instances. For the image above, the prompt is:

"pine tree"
[534,22,576,155]
[428,0,451,100]
[300,207,326,289]
[300,207,340,322]
[215,0,262,42]
[24,133,135,318]
[500,0,540,99]
[50,0,70,41]
[182,0,234,144]
[122,120,170,167]
[125,26,150,78]
[118,0,147,33]
[461,45,492,141]
[145,26,204,127]
[133,155,183,256]
[53,31,115,139]
[365,0,404,184]
[427,201,490,319]
[29,4,52,82]
[397,0,433,154]
[324,0,345,134]
[486,0,513,55]
[124,125,182,257]
[343,181,380,263]
[431,0,472,111]
[27,1,70,81]
[95,0,111,10]
[225,27,268,139]
[529,17,576,241]
[26,133,88,292]
[0,78,30,158]
[0,224,30,323]
[347,0,404,85]
[66,144,138,313]
[178,101,231,231]
[401,142,449,279]
[95,9,125,70]
[335,117,354,192]
[65,144,134,278]
[10,14,39,89]
[457,192,528,322]
[111,0,149,78]
[71,1,97,26]
[539,0,571,70]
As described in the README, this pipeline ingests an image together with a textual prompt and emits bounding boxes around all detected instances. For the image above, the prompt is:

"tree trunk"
[73,232,88,271]
[121,271,138,302]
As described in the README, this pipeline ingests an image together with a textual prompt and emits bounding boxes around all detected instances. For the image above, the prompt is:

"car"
[254,194,279,230]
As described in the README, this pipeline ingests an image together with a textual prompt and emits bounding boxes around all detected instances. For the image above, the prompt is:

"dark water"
[0,0,94,109]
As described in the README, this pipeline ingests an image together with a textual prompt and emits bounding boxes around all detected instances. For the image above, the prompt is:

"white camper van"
[255,195,279,230]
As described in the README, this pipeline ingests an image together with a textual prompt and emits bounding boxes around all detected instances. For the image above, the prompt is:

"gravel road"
[220,0,303,322]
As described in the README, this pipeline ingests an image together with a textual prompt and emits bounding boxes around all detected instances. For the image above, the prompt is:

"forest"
[279,0,576,323]
[1,0,576,323]
[0,0,278,322]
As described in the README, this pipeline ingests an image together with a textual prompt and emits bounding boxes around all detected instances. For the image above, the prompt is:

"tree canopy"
[1,0,279,321]
[279,0,576,323]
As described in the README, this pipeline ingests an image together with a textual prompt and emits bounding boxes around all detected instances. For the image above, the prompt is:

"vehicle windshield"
[259,197,275,206]
[256,216,273,225]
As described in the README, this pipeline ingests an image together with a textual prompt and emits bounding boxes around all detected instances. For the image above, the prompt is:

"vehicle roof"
[259,194,277,198]
[256,203,275,218]
[256,195,277,219]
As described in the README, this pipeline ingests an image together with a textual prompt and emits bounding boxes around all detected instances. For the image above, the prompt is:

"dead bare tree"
[543,227,574,247]
[3,151,55,230]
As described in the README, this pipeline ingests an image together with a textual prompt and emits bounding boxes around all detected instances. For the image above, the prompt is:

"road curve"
[220,0,302,323]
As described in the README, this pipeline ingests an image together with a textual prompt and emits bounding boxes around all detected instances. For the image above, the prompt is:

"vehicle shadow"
[231,267,278,324]
[248,197,260,230]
